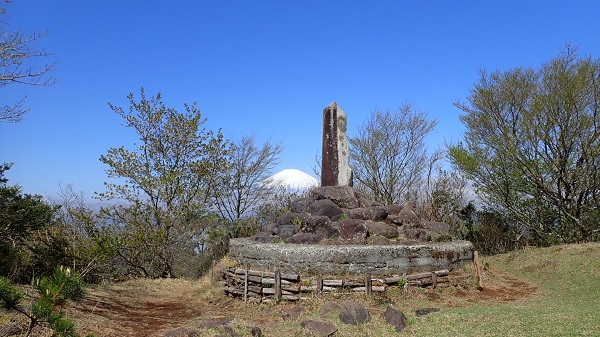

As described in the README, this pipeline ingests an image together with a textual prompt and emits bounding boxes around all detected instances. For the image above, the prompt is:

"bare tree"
[1,4,56,123]
[215,135,283,221]
[349,104,438,205]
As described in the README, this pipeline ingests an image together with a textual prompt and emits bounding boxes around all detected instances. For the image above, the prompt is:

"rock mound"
[250,186,452,245]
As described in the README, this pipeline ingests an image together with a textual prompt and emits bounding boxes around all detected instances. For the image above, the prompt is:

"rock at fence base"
[339,219,368,242]
[300,320,338,337]
[196,317,233,329]
[366,221,399,239]
[383,305,406,331]
[282,305,303,320]
[288,232,323,244]
[164,328,198,337]
[310,199,344,221]
[248,326,263,337]
[320,301,342,316]
[415,307,441,317]
[383,305,407,331]
[339,300,371,325]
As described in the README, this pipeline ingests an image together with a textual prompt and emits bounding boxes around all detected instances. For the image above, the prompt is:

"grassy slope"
[401,243,600,337]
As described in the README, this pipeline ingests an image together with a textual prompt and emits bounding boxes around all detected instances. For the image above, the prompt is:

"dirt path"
[62,268,537,337]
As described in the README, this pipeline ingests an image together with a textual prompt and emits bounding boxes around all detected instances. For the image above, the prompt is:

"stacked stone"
[250,185,453,245]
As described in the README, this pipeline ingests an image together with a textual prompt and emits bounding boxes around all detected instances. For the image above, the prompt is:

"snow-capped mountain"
[266,169,319,191]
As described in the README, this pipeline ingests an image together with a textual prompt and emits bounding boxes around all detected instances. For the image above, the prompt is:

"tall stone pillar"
[321,102,352,187]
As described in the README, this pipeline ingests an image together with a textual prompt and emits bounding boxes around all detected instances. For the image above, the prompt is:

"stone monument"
[321,102,352,187]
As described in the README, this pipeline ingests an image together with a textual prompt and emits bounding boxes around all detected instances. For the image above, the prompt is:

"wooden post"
[473,251,484,290]
[402,273,408,292]
[365,273,372,297]
[317,275,323,296]
[431,272,437,289]
[244,269,249,303]
[274,270,282,303]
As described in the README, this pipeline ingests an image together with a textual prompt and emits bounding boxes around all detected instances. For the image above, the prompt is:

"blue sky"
[2,1,599,202]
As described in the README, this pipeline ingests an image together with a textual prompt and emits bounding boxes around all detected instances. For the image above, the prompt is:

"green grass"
[399,243,600,337]
[255,243,600,337]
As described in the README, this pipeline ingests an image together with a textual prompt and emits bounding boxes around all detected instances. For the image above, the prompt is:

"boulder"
[302,215,331,233]
[338,219,368,242]
[300,320,338,337]
[282,305,304,320]
[383,305,407,332]
[271,224,298,240]
[339,300,371,325]
[370,206,388,221]
[314,223,340,239]
[309,199,344,221]
[365,221,399,239]
[311,186,360,209]
[277,212,310,226]
[290,196,314,213]
[366,234,391,245]
[288,233,323,244]
[319,301,342,316]
[404,228,429,242]
[345,207,372,220]
[421,221,451,234]
[385,204,404,216]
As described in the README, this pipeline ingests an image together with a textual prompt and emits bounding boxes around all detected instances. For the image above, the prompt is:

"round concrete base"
[228,238,474,275]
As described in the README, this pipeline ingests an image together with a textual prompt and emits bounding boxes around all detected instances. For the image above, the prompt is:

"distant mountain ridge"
[267,169,319,191]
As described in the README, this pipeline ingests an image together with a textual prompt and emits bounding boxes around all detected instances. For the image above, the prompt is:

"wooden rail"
[221,267,450,302]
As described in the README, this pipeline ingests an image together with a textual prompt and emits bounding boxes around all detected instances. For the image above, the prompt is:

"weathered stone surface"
[365,221,399,239]
[300,320,338,337]
[290,196,313,213]
[302,320,338,336]
[277,212,310,226]
[371,206,388,221]
[314,223,340,239]
[345,207,371,220]
[339,300,371,325]
[385,204,404,216]
[282,305,303,320]
[338,219,368,242]
[164,328,198,337]
[383,305,407,332]
[196,317,233,329]
[422,221,451,234]
[366,234,391,245]
[228,238,475,275]
[302,215,331,233]
[272,224,298,240]
[404,228,429,242]
[320,301,342,316]
[288,233,322,244]
[309,199,344,221]
[252,231,280,243]
[415,307,441,317]
[321,102,352,187]
[311,186,360,209]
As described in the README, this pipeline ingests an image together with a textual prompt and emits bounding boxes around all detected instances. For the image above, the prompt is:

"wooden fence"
[221,267,450,303]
